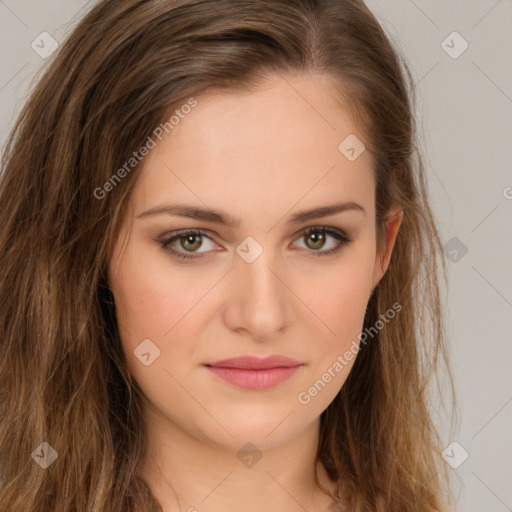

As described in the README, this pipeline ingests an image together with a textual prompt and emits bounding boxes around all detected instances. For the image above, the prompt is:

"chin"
[197,413,310,451]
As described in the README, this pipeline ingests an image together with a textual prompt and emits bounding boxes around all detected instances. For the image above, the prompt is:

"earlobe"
[371,206,404,289]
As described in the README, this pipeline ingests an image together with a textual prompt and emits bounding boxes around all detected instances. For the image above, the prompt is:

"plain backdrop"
[1,1,511,510]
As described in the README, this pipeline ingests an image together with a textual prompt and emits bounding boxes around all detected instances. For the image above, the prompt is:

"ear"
[371,205,403,290]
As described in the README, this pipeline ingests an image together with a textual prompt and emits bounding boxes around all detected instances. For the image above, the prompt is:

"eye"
[158,229,218,260]
[291,226,353,258]
[158,226,353,261]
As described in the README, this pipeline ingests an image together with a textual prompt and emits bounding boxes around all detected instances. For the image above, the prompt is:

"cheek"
[310,275,368,332]
[301,250,374,343]
[294,259,373,413]
[112,251,207,338]
[111,263,210,399]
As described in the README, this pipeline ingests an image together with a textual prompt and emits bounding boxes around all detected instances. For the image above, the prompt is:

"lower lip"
[204,365,301,390]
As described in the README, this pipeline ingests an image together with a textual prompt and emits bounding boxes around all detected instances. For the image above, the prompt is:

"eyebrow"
[136,200,366,228]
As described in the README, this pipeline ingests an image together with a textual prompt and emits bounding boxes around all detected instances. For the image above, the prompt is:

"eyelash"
[158,226,353,261]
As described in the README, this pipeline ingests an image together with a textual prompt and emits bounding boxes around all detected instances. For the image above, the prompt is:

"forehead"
[130,73,375,223]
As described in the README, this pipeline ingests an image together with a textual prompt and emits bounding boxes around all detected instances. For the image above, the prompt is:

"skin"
[108,72,403,512]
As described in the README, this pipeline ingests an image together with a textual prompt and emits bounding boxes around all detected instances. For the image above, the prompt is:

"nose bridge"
[240,253,279,301]
[228,242,292,339]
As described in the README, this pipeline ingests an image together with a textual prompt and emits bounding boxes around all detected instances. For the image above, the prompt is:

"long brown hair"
[0,0,455,510]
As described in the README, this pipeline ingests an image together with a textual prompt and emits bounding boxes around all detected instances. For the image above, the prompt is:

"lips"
[203,355,303,390]
[204,355,302,370]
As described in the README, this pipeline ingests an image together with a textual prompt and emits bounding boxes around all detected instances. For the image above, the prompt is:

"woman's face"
[108,73,401,451]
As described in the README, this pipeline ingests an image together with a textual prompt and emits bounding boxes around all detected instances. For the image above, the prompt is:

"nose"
[222,249,293,342]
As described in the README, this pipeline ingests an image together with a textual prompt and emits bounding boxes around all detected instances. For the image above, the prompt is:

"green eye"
[159,226,353,261]
[293,227,352,258]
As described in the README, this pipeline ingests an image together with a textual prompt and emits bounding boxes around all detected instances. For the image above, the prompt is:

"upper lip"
[204,355,302,370]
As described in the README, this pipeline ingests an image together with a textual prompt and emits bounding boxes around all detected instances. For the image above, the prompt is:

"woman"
[0,0,455,510]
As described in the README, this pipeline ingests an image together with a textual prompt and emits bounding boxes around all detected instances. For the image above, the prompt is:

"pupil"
[183,234,201,250]
[308,232,324,249]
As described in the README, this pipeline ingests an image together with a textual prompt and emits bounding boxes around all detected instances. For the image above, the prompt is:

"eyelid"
[158,225,353,261]
[158,228,218,255]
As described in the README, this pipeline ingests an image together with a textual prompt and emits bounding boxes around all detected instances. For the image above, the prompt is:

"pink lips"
[204,355,302,390]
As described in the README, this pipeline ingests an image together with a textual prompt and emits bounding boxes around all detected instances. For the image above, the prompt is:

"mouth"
[203,355,303,390]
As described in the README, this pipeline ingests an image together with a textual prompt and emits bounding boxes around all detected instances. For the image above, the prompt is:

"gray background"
[1,1,511,510]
